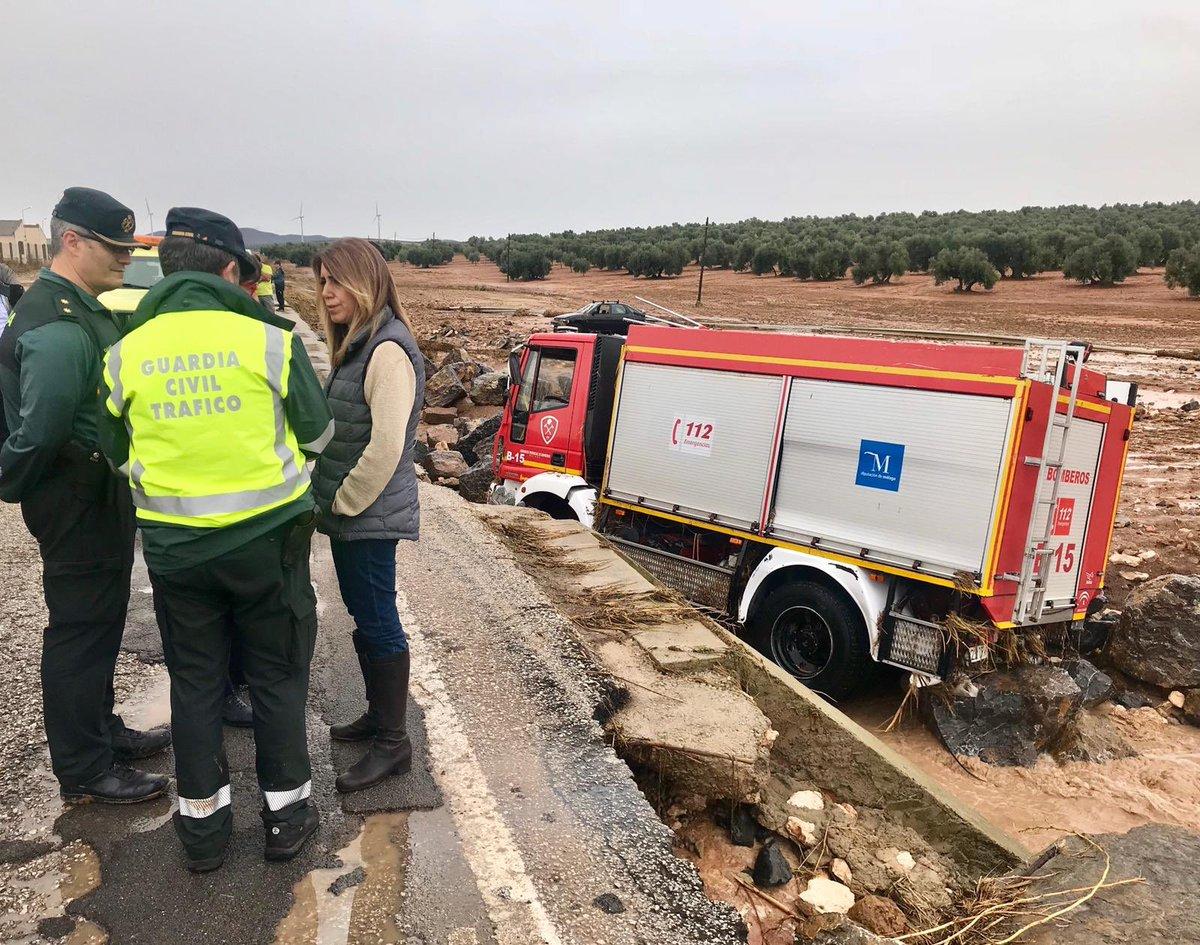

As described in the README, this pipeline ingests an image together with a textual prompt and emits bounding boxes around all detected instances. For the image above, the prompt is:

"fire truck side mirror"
[508,346,524,387]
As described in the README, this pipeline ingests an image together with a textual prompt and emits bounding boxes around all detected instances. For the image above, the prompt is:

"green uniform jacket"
[98,271,334,573]
[0,269,123,503]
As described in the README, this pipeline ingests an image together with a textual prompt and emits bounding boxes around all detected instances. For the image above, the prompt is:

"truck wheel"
[749,580,872,701]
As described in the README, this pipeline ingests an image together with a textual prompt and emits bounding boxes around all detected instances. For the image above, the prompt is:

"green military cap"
[53,187,143,250]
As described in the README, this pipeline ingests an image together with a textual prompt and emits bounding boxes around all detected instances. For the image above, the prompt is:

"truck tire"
[748,580,872,701]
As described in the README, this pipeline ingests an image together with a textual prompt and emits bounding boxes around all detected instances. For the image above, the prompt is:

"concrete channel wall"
[714,626,1031,875]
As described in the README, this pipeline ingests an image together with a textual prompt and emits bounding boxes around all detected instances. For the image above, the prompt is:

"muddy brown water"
[848,691,1200,851]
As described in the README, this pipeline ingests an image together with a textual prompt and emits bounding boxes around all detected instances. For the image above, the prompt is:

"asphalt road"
[57,485,742,945]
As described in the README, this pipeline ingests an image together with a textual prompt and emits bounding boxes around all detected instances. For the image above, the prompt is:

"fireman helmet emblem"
[539,415,559,444]
[121,214,135,234]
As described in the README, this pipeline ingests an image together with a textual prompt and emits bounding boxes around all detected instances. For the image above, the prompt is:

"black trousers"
[149,514,317,857]
[20,459,134,786]
[274,284,285,310]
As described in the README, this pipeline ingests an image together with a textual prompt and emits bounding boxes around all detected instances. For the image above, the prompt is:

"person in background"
[313,238,424,793]
[99,207,334,871]
[256,256,275,313]
[0,263,23,334]
[272,259,286,312]
[0,188,170,805]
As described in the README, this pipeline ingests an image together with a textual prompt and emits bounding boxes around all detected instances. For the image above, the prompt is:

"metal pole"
[695,216,709,307]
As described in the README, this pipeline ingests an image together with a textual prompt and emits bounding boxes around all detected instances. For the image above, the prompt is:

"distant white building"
[0,220,49,264]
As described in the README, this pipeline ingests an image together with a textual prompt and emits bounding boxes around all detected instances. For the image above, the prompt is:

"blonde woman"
[312,238,425,792]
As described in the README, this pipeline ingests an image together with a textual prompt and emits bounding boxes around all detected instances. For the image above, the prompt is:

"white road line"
[399,589,566,945]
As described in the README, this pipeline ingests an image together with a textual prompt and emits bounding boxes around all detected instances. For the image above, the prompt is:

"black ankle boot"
[336,653,412,793]
[330,648,378,741]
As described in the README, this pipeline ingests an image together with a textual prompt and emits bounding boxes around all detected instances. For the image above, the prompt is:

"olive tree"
[930,247,1000,291]
[1165,246,1200,297]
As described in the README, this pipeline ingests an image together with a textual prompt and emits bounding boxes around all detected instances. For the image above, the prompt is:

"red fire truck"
[488,310,1135,698]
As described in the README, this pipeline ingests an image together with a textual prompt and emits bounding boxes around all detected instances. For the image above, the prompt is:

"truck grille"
[607,538,733,613]
[880,613,945,676]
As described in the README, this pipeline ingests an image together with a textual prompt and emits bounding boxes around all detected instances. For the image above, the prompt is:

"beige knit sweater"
[330,343,418,517]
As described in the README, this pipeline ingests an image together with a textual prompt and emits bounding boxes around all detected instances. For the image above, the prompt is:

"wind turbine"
[145,198,155,235]
[374,204,383,242]
[293,203,305,243]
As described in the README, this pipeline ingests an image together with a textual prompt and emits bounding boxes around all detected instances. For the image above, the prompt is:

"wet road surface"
[56,485,742,944]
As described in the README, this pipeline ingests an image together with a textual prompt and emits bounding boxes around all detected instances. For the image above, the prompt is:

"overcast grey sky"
[5,1,1198,240]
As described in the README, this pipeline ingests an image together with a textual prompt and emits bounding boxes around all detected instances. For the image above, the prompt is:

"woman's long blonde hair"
[313,238,414,368]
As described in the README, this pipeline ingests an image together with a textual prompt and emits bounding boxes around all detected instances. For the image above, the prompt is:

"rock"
[1120,571,1150,582]
[752,838,793,887]
[800,876,856,915]
[454,415,487,436]
[1054,711,1137,763]
[421,406,458,425]
[1138,549,1158,561]
[424,363,473,407]
[925,665,1085,767]
[1109,552,1143,567]
[786,816,819,847]
[1183,689,1200,724]
[471,371,509,406]
[1107,574,1200,688]
[413,439,430,465]
[788,789,825,812]
[457,414,503,465]
[422,423,460,447]
[592,892,625,914]
[415,465,430,483]
[422,449,469,480]
[1182,399,1200,411]
[1061,659,1114,708]
[457,460,495,504]
[848,895,908,937]
[439,345,470,366]
[327,866,365,895]
[1113,688,1156,710]
[729,803,757,847]
[831,858,853,886]
[1019,825,1200,944]
[810,916,898,944]
[1170,690,1187,709]
[0,838,56,864]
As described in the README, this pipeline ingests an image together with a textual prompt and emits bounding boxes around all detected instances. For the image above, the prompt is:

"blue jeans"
[330,539,408,660]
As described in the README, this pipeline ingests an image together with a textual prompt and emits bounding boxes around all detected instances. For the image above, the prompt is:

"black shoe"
[336,653,412,793]
[111,722,172,761]
[222,689,254,728]
[61,765,169,805]
[330,649,377,741]
[187,852,226,873]
[263,804,319,861]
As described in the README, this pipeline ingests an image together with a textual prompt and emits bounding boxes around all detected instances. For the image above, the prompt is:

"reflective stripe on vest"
[105,310,309,527]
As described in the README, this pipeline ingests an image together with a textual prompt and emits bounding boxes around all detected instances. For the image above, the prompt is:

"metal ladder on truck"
[1012,339,1087,624]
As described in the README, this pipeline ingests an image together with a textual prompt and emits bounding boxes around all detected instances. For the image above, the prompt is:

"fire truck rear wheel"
[749,580,872,701]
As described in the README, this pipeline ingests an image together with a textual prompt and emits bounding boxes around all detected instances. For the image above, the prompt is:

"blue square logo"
[856,439,905,492]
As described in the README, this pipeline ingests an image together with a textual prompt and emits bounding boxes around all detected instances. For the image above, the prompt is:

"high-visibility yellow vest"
[257,264,274,298]
[103,310,309,527]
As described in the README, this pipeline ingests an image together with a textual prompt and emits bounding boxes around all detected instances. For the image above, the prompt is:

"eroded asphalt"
[41,484,742,945]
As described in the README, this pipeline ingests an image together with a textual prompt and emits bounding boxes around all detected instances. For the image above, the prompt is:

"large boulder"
[422,423,459,448]
[457,415,502,465]
[422,449,469,480]
[1060,658,1114,708]
[1107,574,1200,689]
[457,460,495,504]
[424,363,472,408]
[471,371,509,406]
[1019,825,1200,945]
[926,666,1085,767]
[421,406,458,425]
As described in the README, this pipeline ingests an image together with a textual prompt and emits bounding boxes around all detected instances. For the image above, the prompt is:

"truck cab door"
[500,343,586,481]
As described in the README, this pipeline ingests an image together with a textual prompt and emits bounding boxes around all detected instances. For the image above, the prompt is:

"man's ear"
[221,258,240,284]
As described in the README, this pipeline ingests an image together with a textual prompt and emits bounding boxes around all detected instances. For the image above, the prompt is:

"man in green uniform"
[98,207,334,872]
[0,188,171,804]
